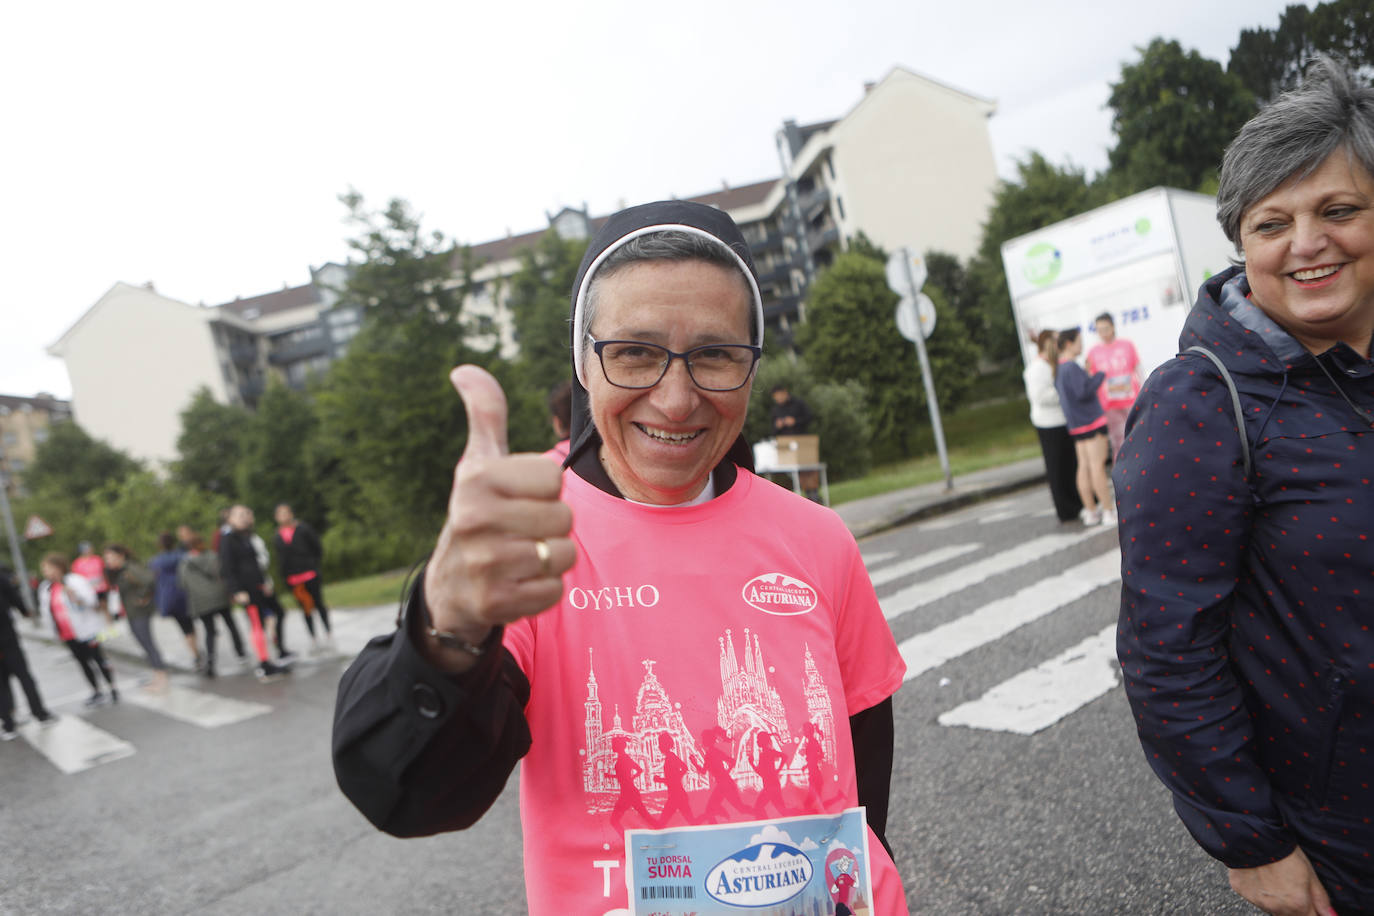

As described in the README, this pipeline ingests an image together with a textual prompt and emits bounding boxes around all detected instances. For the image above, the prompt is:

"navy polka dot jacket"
[1115,266,1374,898]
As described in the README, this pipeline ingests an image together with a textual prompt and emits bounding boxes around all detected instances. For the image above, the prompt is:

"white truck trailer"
[1000,187,1239,377]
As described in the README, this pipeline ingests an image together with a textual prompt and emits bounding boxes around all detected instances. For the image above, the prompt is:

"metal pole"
[0,469,36,613]
[901,253,953,491]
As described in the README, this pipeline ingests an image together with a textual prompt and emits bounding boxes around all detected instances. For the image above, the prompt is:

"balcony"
[267,333,329,366]
[228,341,259,367]
[237,376,265,403]
[807,225,840,252]
[748,231,784,254]
[764,295,802,321]
[800,186,831,221]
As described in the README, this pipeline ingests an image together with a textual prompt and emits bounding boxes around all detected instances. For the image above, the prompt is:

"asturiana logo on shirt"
[742,574,817,616]
[705,842,813,907]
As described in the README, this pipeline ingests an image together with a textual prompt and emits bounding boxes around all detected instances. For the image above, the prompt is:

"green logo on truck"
[1023,242,1062,287]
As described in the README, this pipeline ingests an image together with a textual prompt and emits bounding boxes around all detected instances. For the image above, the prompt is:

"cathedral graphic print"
[579,627,840,823]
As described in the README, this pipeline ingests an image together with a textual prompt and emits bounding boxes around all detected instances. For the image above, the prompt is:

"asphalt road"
[0,487,1258,914]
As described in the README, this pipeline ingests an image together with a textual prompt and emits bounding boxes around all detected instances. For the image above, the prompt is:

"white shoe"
[1081,508,1102,526]
[1100,509,1117,526]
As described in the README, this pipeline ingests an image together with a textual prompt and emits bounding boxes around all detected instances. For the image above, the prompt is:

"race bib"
[625,808,873,915]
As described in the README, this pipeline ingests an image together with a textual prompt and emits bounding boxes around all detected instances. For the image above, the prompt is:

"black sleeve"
[301,523,324,569]
[850,697,895,858]
[0,572,24,616]
[332,572,532,837]
[218,539,243,594]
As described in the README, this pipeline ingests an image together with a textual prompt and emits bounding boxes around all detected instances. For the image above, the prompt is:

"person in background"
[768,383,813,434]
[273,503,333,653]
[1023,330,1081,523]
[210,508,231,552]
[177,533,250,678]
[769,383,821,501]
[1116,56,1374,915]
[220,504,294,677]
[1054,328,1114,526]
[148,532,202,670]
[38,553,119,706]
[104,544,168,692]
[71,540,110,613]
[546,379,573,463]
[1,565,56,738]
[1085,312,1142,457]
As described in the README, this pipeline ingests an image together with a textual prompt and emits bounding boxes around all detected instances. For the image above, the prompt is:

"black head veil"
[564,200,764,472]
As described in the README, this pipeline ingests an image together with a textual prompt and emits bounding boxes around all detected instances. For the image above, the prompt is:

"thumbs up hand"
[420,365,575,672]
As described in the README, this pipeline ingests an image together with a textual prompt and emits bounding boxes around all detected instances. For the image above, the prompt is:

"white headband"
[571,223,765,388]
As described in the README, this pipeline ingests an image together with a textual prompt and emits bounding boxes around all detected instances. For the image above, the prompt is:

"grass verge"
[327,567,413,610]
[828,397,1039,505]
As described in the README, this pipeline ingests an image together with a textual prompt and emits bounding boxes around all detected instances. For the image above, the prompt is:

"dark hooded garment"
[1115,265,1374,907]
[331,201,896,852]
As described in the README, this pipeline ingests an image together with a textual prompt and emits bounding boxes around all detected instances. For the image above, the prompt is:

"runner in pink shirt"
[334,201,908,915]
[1085,312,1142,457]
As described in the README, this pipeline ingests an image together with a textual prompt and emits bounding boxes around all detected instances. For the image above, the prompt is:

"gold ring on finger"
[534,538,553,577]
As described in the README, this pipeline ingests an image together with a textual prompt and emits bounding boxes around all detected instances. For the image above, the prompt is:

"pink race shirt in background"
[504,468,908,915]
[1087,338,1141,410]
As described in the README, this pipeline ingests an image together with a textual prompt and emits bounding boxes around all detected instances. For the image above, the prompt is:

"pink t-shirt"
[1086,338,1141,410]
[504,468,907,915]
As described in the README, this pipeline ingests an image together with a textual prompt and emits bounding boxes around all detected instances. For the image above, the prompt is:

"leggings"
[245,587,287,655]
[1,639,52,724]
[289,577,332,636]
[127,615,167,671]
[198,608,248,663]
[65,639,116,692]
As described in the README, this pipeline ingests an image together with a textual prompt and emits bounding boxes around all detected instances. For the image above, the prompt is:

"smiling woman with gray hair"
[333,200,908,914]
[1115,56,1374,916]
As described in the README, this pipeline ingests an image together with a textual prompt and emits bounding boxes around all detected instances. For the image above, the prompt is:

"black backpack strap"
[1186,345,1252,481]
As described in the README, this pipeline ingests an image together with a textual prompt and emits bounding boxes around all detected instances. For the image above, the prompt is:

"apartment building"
[47,268,359,464]
[0,393,72,497]
[49,65,997,464]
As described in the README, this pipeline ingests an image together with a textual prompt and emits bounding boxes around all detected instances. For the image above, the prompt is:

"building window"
[836,196,846,220]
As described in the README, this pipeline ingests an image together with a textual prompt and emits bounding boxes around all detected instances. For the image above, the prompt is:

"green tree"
[339,189,471,329]
[83,471,221,560]
[23,422,141,508]
[965,153,1107,364]
[1105,38,1256,194]
[235,379,323,526]
[172,387,249,498]
[501,229,586,453]
[744,358,873,481]
[797,251,977,464]
[313,193,483,575]
[1229,1,1374,104]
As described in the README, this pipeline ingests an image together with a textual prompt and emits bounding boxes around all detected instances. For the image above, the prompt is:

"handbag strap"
[1185,346,1252,481]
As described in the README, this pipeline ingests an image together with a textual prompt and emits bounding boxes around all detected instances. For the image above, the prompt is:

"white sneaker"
[1100,509,1118,526]
[1081,508,1102,526]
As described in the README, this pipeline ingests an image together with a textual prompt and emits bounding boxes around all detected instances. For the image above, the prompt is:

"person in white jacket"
[1022,329,1082,522]
[39,553,119,706]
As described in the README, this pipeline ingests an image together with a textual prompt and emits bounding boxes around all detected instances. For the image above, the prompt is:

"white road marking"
[122,683,271,728]
[937,623,1120,734]
[867,543,982,588]
[17,715,135,774]
[898,550,1120,682]
[978,510,1021,525]
[880,528,1103,622]
[861,551,896,569]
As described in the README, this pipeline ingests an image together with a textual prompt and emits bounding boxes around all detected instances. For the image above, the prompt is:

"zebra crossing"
[865,496,1123,736]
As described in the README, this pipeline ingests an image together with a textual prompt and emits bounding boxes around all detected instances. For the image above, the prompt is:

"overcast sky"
[1,0,1297,399]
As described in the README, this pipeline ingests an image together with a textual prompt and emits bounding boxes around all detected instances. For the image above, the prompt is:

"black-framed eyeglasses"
[590,337,761,391]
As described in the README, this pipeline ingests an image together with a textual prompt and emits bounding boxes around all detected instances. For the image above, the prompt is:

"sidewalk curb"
[844,470,1047,540]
